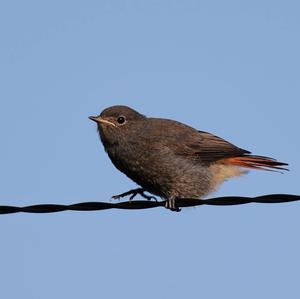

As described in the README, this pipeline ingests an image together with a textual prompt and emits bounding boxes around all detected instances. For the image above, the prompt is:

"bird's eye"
[117,116,126,124]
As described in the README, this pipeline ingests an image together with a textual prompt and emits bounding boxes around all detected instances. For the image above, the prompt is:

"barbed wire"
[0,194,299,214]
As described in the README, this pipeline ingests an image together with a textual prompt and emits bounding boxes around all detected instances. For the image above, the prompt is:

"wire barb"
[0,194,299,215]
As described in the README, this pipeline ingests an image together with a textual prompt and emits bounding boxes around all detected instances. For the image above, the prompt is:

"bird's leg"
[112,188,142,200]
[139,190,158,201]
[165,196,181,212]
[112,188,157,201]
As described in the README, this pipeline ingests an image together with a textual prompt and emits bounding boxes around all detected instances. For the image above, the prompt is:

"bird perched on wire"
[89,105,288,212]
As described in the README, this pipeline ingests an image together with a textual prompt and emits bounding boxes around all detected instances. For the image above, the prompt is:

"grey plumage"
[89,105,288,211]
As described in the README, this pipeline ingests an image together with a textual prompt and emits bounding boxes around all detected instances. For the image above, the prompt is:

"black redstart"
[89,105,288,211]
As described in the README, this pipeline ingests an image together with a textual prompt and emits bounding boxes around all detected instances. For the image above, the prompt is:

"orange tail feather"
[223,155,289,172]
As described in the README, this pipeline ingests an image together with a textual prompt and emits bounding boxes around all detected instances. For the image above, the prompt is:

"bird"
[89,105,288,211]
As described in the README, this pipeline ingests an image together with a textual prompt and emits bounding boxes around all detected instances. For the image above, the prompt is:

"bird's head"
[89,105,145,146]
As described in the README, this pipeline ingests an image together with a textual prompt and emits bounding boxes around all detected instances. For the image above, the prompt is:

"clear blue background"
[0,1,299,298]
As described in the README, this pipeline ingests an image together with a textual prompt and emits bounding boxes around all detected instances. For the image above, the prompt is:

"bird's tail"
[223,155,289,172]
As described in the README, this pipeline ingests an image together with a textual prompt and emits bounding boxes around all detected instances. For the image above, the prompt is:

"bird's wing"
[145,119,288,170]
[145,118,249,163]
[174,130,289,171]
[174,130,250,163]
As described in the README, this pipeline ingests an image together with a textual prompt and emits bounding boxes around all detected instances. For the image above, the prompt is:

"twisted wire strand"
[0,194,299,214]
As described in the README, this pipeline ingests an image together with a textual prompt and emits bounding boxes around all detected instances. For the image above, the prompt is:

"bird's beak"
[88,116,116,127]
[89,116,99,123]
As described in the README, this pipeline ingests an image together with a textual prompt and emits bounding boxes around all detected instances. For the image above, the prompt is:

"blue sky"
[0,1,299,298]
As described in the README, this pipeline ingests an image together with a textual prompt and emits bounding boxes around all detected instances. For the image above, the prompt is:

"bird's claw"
[112,188,157,201]
[165,197,181,212]
[138,191,157,201]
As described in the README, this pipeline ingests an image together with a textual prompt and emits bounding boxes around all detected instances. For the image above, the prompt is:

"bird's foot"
[112,188,157,201]
[165,197,181,212]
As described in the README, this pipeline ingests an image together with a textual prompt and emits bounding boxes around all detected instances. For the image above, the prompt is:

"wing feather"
[173,130,249,163]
